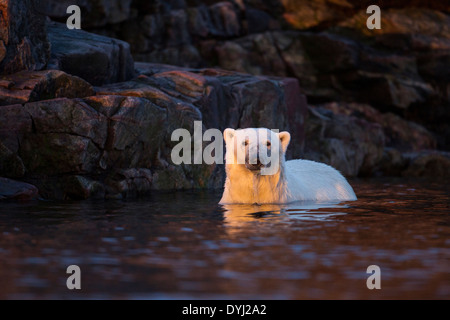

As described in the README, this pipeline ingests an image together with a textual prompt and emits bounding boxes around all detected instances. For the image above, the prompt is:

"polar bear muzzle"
[245,157,264,172]
[244,136,273,173]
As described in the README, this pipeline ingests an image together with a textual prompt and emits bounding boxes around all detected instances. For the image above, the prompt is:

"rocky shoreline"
[1,0,449,200]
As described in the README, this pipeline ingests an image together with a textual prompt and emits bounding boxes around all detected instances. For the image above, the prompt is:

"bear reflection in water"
[221,201,349,230]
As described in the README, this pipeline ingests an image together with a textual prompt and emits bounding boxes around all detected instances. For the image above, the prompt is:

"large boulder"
[0,177,38,201]
[12,95,166,199]
[0,70,94,106]
[0,0,50,74]
[47,22,135,86]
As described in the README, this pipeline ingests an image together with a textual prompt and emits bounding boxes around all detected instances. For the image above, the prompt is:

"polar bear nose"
[255,159,263,167]
[245,158,264,171]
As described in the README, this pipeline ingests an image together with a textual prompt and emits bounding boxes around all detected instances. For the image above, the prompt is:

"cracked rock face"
[0,70,95,106]
[0,64,307,200]
[47,22,135,86]
[12,95,167,199]
[51,0,447,151]
[0,0,50,74]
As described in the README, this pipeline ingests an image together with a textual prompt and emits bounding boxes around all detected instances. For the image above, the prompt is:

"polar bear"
[219,128,357,204]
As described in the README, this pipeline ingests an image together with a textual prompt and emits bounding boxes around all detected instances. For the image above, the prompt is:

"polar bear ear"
[223,128,235,143]
[278,131,291,152]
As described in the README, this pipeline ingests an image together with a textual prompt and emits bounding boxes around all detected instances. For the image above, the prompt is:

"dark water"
[0,178,448,299]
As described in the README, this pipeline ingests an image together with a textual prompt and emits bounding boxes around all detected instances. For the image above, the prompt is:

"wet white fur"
[219,128,357,204]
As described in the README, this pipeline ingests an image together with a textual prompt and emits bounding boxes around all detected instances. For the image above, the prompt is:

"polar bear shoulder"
[285,159,357,201]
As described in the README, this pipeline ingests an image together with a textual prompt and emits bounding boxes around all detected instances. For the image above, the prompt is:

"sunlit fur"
[219,128,357,204]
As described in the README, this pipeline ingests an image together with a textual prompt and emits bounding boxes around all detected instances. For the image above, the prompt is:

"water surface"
[0,178,448,299]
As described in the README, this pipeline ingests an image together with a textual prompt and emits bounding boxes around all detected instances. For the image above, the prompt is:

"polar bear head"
[223,128,291,175]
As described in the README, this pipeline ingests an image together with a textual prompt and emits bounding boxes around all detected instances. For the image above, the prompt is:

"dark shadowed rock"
[84,95,167,170]
[151,165,194,191]
[21,132,102,176]
[379,149,450,178]
[322,102,436,151]
[209,31,317,92]
[62,175,106,200]
[402,151,450,178]
[350,71,435,110]
[0,0,50,74]
[47,22,135,86]
[378,147,409,176]
[245,6,280,34]
[0,177,38,200]
[300,32,360,73]
[305,102,445,177]
[212,32,289,77]
[0,104,32,153]
[417,52,450,82]
[24,98,107,147]
[18,98,106,175]
[0,141,25,178]
[105,168,153,199]
[0,70,94,106]
[304,105,385,177]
